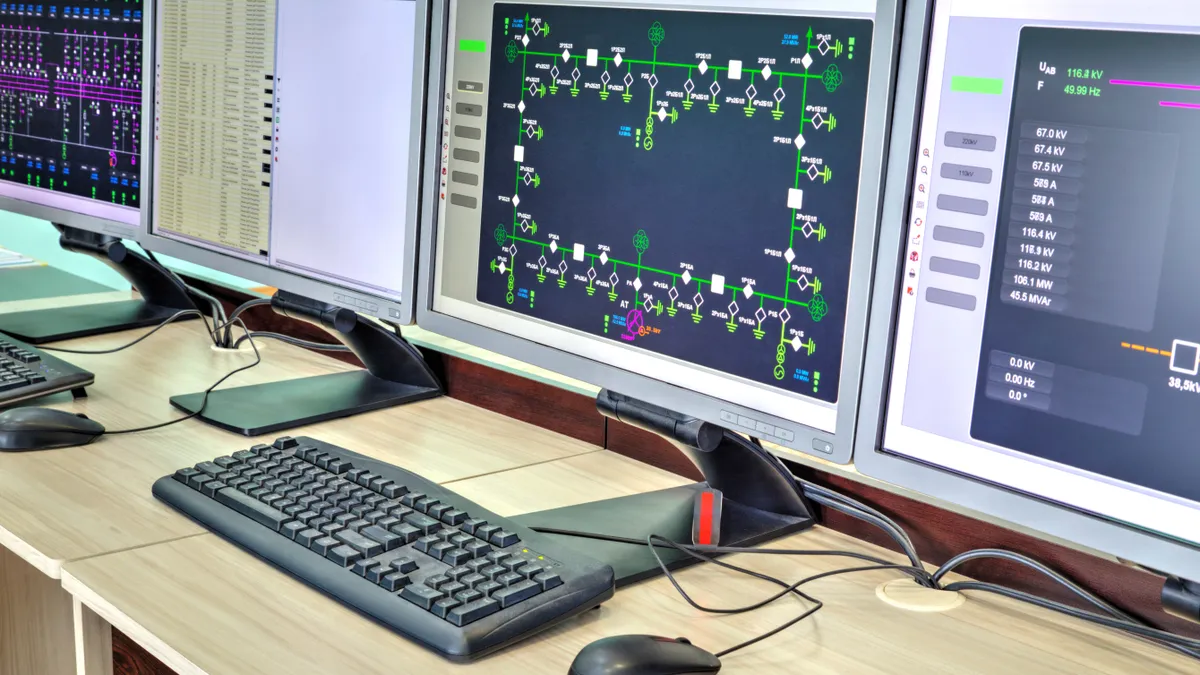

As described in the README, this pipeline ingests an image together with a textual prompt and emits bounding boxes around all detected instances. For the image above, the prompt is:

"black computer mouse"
[0,407,105,452]
[570,635,722,675]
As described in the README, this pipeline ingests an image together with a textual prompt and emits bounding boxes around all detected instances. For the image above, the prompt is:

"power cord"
[104,317,261,436]
[221,297,272,347]
[232,331,349,353]
[38,309,205,354]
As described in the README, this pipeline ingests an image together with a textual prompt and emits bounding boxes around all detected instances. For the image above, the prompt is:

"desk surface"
[61,450,1195,675]
[0,298,601,577]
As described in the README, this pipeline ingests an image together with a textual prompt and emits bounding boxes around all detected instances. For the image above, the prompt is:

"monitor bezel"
[854,0,1200,580]
[135,0,431,325]
[0,3,148,239]
[418,0,903,464]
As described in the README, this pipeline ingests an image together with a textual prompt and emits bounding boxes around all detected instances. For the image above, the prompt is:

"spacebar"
[215,488,288,530]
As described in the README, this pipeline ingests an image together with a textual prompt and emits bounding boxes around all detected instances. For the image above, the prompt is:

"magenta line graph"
[1110,78,1200,91]
[1160,101,1200,110]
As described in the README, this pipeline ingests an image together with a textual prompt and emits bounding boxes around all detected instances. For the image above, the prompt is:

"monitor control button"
[812,440,834,455]
[458,80,484,93]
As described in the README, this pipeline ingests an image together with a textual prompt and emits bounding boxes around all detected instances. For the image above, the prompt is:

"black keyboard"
[153,436,616,661]
[0,335,93,408]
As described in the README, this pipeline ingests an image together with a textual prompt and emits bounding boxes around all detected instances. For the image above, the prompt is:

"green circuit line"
[521,50,823,79]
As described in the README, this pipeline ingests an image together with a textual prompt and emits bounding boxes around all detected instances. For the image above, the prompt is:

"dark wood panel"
[605,418,702,482]
[440,356,606,447]
[114,629,175,675]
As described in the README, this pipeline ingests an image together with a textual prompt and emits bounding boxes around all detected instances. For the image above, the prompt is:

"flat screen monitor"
[859,0,1200,579]
[420,0,900,463]
[140,0,429,323]
[0,1,145,236]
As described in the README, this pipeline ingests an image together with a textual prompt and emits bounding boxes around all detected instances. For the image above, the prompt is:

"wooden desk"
[60,450,1195,675]
[0,298,602,675]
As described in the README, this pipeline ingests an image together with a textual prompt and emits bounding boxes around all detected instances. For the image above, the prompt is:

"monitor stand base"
[0,224,197,344]
[173,290,443,436]
[514,390,816,587]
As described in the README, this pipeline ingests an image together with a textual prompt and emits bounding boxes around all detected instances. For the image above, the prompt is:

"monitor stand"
[514,390,815,587]
[0,224,198,344]
[170,290,443,436]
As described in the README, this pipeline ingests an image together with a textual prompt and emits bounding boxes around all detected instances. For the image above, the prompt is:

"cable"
[232,331,350,353]
[184,285,228,345]
[944,581,1200,660]
[104,318,261,436]
[38,310,204,355]
[800,488,926,577]
[527,526,932,585]
[222,297,272,346]
[798,479,919,555]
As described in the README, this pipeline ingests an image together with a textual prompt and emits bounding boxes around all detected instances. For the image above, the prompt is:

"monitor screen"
[0,2,144,232]
[881,0,1200,548]
[427,0,894,461]
[146,0,426,321]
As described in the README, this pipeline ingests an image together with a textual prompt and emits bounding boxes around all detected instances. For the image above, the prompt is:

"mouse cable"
[526,525,931,585]
[232,331,351,353]
[104,318,262,436]
[38,309,206,355]
[642,534,923,659]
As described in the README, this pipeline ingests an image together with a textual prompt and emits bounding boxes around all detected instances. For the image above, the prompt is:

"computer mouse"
[0,407,105,452]
[570,635,722,675]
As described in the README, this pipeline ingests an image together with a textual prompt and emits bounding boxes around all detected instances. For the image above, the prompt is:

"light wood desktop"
[0,295,602,675]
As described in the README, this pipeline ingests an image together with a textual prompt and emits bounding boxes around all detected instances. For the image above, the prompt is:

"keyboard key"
[195,461,223,477]
[465,541,492,558]
[391,523,422,544]
[307,517,331,531]
[460,573,487,588]
[364,495,387,508]
[432,597,463,619]
[320,523,344,536]
[335,530,384,557]
[327,458,352,474]
[366,565,390,585]
[376,516,401,530]
[481,565,506,580]
[213,456,239,468]
[368,476,390,492]
[414,535,439,553]
[446,566,472,581]
[353,559,381,578]
[357,472,381,488]
[415,497,439,513]
[346,519,371,532]
[351,488,374,502]
[496,572,523,587]
[381,483,408,499]
[475,580,503,597]
[379,572,411,592]
[447,597,500,626]
[466,559,491,573]
[534,572,564,591]
[442,509,468,526]
[200,481,223,498]
[261,494,285,507]
[401,585,445,610]
[491,530,521,548]
[461,518,487,535]
[187,474,211,491]
[215,488,289,530]
[454,589,483,605]
[273,437,299,450]
[443,548,472,566]
[310,536,340,556]
[321,506,345,520]
[449,533,473,547]
[425,574,450,590]
[171,467,199,484]
[436,529,457,543]
[232,450,256,462]
[428,504,452,520]
[517,563,544,579]
[362,510,386,523]
[327,545,362,567]
[345,468,367,483]
[281,521,306,540]
[403,513,442,535]
[440,582,467,598]
[476,524,502,541]
[361,525,402,551]
[429,542,456,560]
[500,557,526,572]
[390,557,418,574]
[494,580,542,608]
[295,528,323,547]
[400,492,426,508]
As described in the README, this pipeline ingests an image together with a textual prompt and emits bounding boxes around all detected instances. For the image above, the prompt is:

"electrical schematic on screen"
[476,6,873,404]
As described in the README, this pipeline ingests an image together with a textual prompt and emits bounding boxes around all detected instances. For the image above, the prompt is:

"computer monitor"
[858,0,1200,580]
[138,0,441,435]
[419,0,901,465]
[0,2,144,236]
